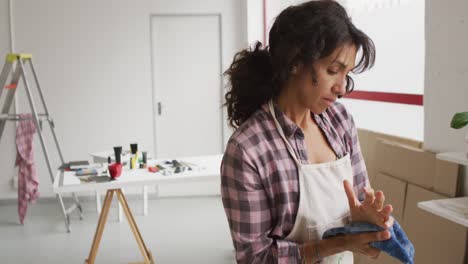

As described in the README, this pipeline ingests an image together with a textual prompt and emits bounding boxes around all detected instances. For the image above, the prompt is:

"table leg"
[95,191,101,214]
[143,186,148,216]
[115,189,155,264]
[93,158,102,214]
[154,184,159,198]
[86,190,114,264]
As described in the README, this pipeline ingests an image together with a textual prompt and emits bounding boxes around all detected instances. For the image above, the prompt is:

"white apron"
[269,101,354,264]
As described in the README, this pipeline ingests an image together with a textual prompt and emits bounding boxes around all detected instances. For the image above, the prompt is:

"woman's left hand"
[343,180,394,229]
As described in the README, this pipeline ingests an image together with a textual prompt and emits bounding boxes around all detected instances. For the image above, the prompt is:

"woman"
[221,1,394,263]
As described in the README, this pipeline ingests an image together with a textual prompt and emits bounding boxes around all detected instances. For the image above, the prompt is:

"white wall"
[342,0,425,141]
[424,0,468,153]
[0,0,246,199]
[340,98,424,140]
[349,1,426,96]
[246,0,264,45]
[264,0,425,141]
[223,0,260,143]
[264,0,468,150]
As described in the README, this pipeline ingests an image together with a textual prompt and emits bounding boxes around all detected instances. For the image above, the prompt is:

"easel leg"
[85,190,114,264]
[115,189,155,264]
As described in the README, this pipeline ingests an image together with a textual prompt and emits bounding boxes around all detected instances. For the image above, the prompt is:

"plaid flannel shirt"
[221,101,369,264]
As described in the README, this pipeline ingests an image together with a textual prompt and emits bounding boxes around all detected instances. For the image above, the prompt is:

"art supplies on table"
[76,168,98,176]
[148,166,159,173]
[108,162,123,179]
[69,160,90,170]
[113,146,122,163]
[77,175,111,183]
[102,148,152,167]
[60,161,101,171]
[74,165,110,183]
[147,159,200,175]
[142,151,147,168]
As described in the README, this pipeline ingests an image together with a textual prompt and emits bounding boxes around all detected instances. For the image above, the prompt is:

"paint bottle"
[130,143,138,170]
[113,146,122,164]
[131,156,137,169]
[142,151,147,169]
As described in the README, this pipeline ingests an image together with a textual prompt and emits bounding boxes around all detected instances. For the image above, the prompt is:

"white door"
[151,14,223,158]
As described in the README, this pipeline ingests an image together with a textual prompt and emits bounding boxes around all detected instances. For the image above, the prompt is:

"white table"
[53,154,222,264]
[418,197,468,227]
[436,152,468,166]
[418,152,468,227]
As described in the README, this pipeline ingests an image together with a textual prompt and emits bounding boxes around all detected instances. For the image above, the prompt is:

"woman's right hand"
[342,229,392,258]
[344,180,394,229]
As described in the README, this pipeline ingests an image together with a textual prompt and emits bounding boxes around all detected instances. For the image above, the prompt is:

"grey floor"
[0,195,236,264]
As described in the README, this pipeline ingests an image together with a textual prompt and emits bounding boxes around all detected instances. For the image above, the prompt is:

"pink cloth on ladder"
[15,113,39,224]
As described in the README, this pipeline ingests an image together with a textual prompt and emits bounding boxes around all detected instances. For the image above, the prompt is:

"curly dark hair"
[224,0,375,128]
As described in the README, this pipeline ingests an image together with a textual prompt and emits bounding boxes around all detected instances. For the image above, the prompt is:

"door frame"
[149,13,225,158]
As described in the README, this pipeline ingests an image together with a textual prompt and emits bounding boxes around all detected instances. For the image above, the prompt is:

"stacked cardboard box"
[354,129,467,264]
[355,129,422,185]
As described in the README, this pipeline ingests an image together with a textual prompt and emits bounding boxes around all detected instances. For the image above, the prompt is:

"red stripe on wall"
[344,91,424,106]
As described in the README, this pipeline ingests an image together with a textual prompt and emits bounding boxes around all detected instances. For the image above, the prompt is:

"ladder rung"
[65,203,78,215]
[4,83,17,89]
[6,54,17,63]
[0,113,48,121]
[18,54,32,60]
[6,53,32,63]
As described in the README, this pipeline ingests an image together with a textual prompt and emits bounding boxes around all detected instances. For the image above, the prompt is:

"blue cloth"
[322,220,414,264]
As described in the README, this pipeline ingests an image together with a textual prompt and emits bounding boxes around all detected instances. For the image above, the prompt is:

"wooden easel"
[85,189,155,264]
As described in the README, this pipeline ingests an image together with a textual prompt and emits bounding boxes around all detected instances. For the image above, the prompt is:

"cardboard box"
[403,184,467,264]
[357,129,422,150]
[357,129,422,184]
[375,139,436,190]
[374,139,461,197]
[372,173,407,223]
[357,129,376,183]
[357,129,379,184]
[434,158,460,197]
[354,130,465,264]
